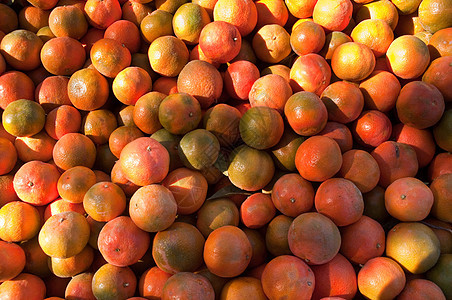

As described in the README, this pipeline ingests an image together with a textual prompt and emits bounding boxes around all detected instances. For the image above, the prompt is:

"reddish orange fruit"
[52,132,97,170]
[351,110,392,148]
[90,38,131,78]
[199,21,241,64]
[0,201,41,243]
[321,81,364,124]
[240,193,276,229]
[161,272,215,300]
[84,0,122,30]
[289,53,331,95]
[224,60,260,101]
[213,0,257,36]
[248,74,292,113]
[339,149,381,193]
[0,273,46,300]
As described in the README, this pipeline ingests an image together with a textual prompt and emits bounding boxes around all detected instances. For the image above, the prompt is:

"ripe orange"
[2,99,46,138]
[0,71,35,110]
[84,0,122,30]
[199,21,241,64]
[82,109,118,145]
[398,279,446,300]
[213,0,257,36]
[53,132,97,171]
[290,20,325,56]
[428,27,452,59]
[173,3,211,45]
[321,81,364,124]
[252,24,291,64]
[248,74,292,113]
[240,193,276,229]
[177,60,223,108]
[0,201,41,243]
[139,266,172,299]
[204,226,252,277]
[261,255,315,299]
[119,137,170,186]
[289,53,331,95]
[44,105,82,140]
[112,66,152,106]
[92,263,137,300]
[255,0,288,28]
[355,0,399,30]
[320,31,352,60]
[104,20,141,54]
[339,149,381,193]
[312,0,353,32]
[386,35,430,79]
[0,175,19,207]
[18,6,50,33]
[161,272,215,300]
[98,216,151,267]
[0,240,26,282]
[196,198,240,237]
[83,181,126,222]
[359,70,401,112]
[350,19,394,58]
[132,91,166,135]
[430,173,452,223]
[48,5,88,39]
[331,42,376,82]
[418,0,452,34]
[65,272,96,300]
[351,110,392,148]
[295,135,342,182]
[0,4,18,34]
[288,212,341,265]
[41,36,86,76]
[428,152,452,181]
[0,138,16,175]
[0,29,43,71]
[423,56,452,102]
[35,76,71,113]
[220,276,267,300]
[0,273,46,300]
[224,60,259,101]
[318,121,353,153]
[49,245,94,278]
[139,9,173,44]
[67,68,109,111]
[149,35,189,78]
[90,38,131,78]
[15,131,56,163]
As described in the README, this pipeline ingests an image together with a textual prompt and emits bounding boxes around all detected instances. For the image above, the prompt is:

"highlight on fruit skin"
[0,0,450,299]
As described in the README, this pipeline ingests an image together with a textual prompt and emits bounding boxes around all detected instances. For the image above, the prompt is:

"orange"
[355,0,399,30]
[213,0,257,36]
[68,68,109,111]
[339,149,380,193]
[392,0,422,15]
[358,257,406,299]
[423,56,452,102]
[173,3,211,45]
[288,212,341,265]
[192,0,218,18]
[132,91,165,135]
[284,0,317,18]
[0,201,41,242]
[38,211,90,258]
[248,74,292,113]
[340,215,385,266]
[158,92,202,135]
[429,27,452,59]
[112,66,152,106]
[252,24,290,64]
[331,42,375,82]
[203,103,242,147]
[140,9,173,44]
[53,132,97,170]
[386,222,440,274]
[119,137,170,186]
[153,77,178,95]
[227,145,275,191]
[289,53,331,95]
[0,273,46,300]
[139,266,172,299]
[45,105,82,140]
[363,186,391,223]
[396,81,445,129]
[199,21,241,64]
[426,254,452,298]
[92,264,137,300]
[350,19,394,58]
[0,138,16,175]
[351,110,392,148]
[129,184,177,232]
[290,20,325,56]
[148,36,189,77]
[65,272,96,300]
[116,104,136,127]
[428,152,452,181]
[150,129,184,171]
[121,0,153,26]
[315,178,364,227]
[104,20,141,54]
[82,109,118,145]
[321,81,364,124]
[178,128,220,170]
[13,160,60,206]
[320,31,352,60]
[152,222,205,274]
[44,198,85,222]
[83,181,126,222]
[90,38,131,78]
[371,141,419,187]
[41,36,86,76]
[239,106,284,150]
[398,278,446,300]
[162,167,208,215]
[204,225,252,277]
[18,6,50,33]
[265,215,293,256]
[260,64,290,82]
[15,131,56,163]
[284,91,328,136]
[49,245,94,278]
[430,173,452,223]
[161,272,215,300]
[418,0,452,34]
[270,127,305,172]
[0,71,35,110]
[48,5,88,39]
[271,173,314,217]
[255,0,288,28]
[108,126,144,159]
[0,29,43,71]
[392,123,436,168]
[220,276,266,300]
[311,253,357,300]
[0,175,19,207]
[80,27,104,56]
[240,193,276,229]
[295,135,342,182]
[35,75,71,113]
[177,60,223,108]
[155,0,188,14]
[359,70,401,112]
[98,216,150,267]
[0,240,26,282]
[312,0,353,32]
[224,60,260,101]
[231,39,257,64]
[433,109,452,152]
[196,198,240,237]
[319,121,353,153]
[84,0,122,29]
[386,35,430,79]
[0,4,18,34]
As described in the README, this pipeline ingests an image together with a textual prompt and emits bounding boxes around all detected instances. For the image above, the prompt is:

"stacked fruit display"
[0,0,451,299]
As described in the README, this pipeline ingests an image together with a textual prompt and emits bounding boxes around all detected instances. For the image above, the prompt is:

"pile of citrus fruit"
[0,0,451,298]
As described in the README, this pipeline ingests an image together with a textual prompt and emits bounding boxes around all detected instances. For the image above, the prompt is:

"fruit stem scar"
[401,194,406,200]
